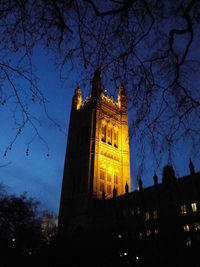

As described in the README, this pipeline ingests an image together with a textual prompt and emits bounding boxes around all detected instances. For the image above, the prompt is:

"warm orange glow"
[181,204,187,214]
[118,94,121,109]
[183,224,190,232]
[74,87,82,110]
[191,202,197,212]
[76,94,82,110]
[93,93,131,199]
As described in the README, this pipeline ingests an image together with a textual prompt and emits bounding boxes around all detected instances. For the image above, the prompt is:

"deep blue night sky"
[0,46,199,215]
[0,47,73,214]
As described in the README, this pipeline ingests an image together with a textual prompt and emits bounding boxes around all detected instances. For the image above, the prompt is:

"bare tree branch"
[0,0,200,170]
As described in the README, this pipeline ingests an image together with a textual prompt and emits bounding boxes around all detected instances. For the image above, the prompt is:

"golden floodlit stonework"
[94,90,131,198]
[58,69,131,231]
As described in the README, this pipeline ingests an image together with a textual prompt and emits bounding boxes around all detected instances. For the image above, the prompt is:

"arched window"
[99,168,105,194]
[106,171,112,197]
[107,126,112,145]
[114,128,118,148]
[101,123,106,142]
[100,183,104,193]
[107,172,112,182]
[107,184,111,194]
[114,173,118,184]
[100,168,106,181]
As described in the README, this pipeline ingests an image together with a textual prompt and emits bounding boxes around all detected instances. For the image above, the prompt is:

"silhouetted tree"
[0,0,200,165]
[0,191,43,266]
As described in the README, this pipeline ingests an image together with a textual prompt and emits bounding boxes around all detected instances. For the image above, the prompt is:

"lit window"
[194,222,200,231]
[145,212,150,220]
[153,210,157,219]
[114,129,118,148]
[191,203,197,212]
[186,237,191,246]
[107,184,111,194]
[137,207,141,214]
[154,229,158,234]
[146,230,151,236]
[183,224,190,232]
[107,126,112,145]
[101,124,106,142]
[100,169,105,181]
[181,204,187,214]
[100,182,104,192]
[114,173,118,184]
[107,173,112,182]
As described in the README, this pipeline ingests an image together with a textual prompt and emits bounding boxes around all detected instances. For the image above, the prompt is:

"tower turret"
[58,70,131,234]
[138,178,143,191]
[118,83,127,110]
[125,182,129,194]
[72,83,82,110]
[153,172,158,186]
[189,158,195,175]
[91,68,102,99]
[162,165,176,185]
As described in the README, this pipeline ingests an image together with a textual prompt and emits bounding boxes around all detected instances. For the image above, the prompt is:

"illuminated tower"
[58,69,131,231]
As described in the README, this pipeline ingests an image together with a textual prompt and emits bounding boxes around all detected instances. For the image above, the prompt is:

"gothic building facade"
[58,69,131,234]
[57,70,200,267]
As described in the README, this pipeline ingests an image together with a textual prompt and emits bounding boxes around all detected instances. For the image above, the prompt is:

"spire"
[72,82,82,110]
[119,82,126,95]
[153,172,158,186]
[138,178,143,191]
[189,158,195,175]
[91,68,102,98]
[125,181,129,194]
[118,82,127,110]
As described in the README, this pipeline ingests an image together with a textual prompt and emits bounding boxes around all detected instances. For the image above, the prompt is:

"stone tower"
[58,69,131,232]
